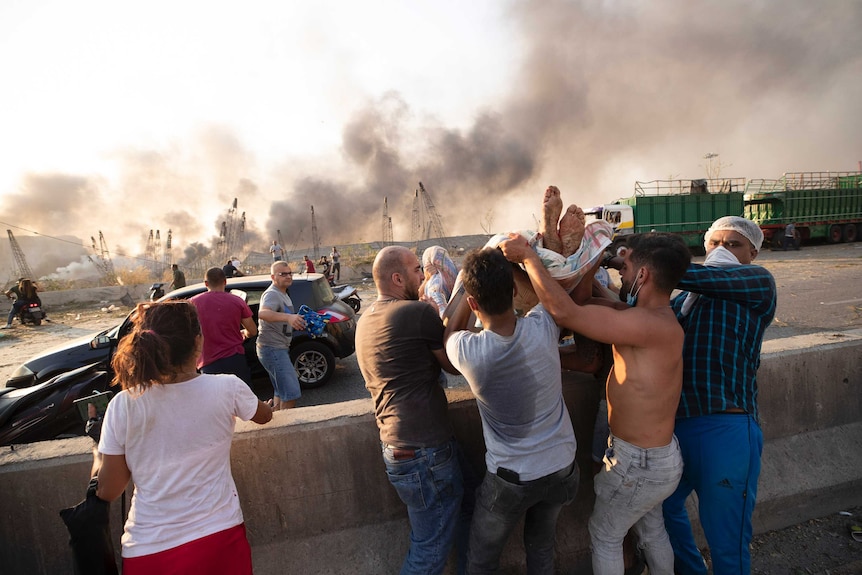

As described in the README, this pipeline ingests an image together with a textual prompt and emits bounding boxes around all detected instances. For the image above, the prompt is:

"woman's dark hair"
[111,301,201,391]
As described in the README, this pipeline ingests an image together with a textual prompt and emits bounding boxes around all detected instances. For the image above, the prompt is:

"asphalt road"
[295,241,862,408]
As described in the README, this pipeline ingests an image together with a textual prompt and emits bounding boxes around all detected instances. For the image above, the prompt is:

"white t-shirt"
[99,373,260,557]
[446,304,577,481]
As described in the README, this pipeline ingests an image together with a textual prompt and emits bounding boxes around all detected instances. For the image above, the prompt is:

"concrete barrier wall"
[0,330,860,575]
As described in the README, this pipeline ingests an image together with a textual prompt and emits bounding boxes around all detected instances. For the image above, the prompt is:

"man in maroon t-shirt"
[190,267,257,384]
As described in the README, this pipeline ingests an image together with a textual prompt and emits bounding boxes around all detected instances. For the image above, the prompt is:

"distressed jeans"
[590,434,683,575]
[467,461,579,575]
[382,439,466,575]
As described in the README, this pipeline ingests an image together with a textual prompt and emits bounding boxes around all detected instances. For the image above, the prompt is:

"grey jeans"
[589,434,683,575]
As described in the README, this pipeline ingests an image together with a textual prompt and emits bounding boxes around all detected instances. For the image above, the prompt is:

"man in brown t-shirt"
[356,245,468,574]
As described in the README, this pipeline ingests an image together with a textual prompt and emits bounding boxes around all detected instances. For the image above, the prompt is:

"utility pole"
[382,197,394,245]
[6,230,34,280]
[310,206,320,259]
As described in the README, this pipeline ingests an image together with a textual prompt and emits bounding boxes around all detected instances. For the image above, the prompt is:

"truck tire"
[844,224,858,243]
[828,224,843,243]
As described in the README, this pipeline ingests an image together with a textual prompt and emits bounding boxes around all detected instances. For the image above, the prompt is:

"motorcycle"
[332,284,361,313]
[149,282,166,301]
[0,363,111,446]
[15,300,45,326]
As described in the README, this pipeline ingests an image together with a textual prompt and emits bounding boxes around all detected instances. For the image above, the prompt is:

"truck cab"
[584,204,635,239]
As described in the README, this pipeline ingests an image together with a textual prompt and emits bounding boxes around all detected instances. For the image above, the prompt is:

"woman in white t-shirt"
[91,301,272,574]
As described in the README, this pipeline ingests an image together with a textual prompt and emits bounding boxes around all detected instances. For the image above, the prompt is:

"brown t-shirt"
[355,299,453,448]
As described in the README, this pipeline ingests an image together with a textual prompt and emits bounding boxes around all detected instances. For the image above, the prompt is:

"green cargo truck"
[744,171,862,248]
[584,178,745,252]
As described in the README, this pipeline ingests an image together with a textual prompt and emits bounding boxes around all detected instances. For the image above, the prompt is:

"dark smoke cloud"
[4,0,861,278]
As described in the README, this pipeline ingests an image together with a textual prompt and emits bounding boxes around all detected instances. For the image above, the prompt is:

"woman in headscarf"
[421,245,458,318]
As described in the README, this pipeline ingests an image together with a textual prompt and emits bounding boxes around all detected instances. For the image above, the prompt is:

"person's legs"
[522,463,579,575]
[382,440,464,575]
[693,415,763,575]
[466,472,529,574]
[5,300,25,327]
[540,185,564,254]
[200,353,253,385]
[663,418,709,575]
[256,346,301,408]
[559,204,586,257]
[592,437,682,575]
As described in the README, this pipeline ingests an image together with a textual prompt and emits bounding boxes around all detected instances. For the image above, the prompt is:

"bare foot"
[559,204,586,257]
[540,186,563,254]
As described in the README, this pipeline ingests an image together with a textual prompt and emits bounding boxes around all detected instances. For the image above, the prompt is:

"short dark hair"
[627,233,691,292]
[205,267,227,285]
[461,248,513,316]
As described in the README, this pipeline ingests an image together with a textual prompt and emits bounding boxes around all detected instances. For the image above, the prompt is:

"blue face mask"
[625,271,644,307]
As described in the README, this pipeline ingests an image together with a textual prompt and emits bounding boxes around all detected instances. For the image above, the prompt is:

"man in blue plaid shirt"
[662,216,777,574]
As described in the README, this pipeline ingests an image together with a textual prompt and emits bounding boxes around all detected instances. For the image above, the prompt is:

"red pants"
[123,523,252,575]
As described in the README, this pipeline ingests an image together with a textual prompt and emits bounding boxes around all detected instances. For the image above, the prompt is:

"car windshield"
[311,278,337,306]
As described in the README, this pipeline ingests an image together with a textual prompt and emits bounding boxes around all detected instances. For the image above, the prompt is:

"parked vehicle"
[0,363,110,446]
[4,274,357,391]
[148,282,166,301]
[15,300,45,326]
[744,171,862,248]
[332,284,361,313]
[584,178,746,252]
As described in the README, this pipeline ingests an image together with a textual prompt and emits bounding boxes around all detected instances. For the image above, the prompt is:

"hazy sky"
[1,0,860,271]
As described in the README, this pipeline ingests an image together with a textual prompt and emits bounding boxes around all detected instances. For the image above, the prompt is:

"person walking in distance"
[256,261,306,410]
[330,247,341,282]
[190,267,257,384]
[355,245,470,574]
[269,240,284,262]
[170,264,186,290]
[661,216,777,574]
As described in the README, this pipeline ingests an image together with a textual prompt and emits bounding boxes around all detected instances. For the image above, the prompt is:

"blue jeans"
[256,345,301,401]
[590,435,682,575]
[662,414,763,575]
[467,461,579,574]
[6,299,26,325]
[382,439,466,575]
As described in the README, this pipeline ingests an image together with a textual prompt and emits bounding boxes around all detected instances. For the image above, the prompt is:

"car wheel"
[291,341,336,389]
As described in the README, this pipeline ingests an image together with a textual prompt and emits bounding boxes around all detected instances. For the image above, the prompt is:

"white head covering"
[680,245,741,317]
[704,216,763,252]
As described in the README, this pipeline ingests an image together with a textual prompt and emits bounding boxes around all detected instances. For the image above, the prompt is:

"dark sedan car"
[4,274,356,390]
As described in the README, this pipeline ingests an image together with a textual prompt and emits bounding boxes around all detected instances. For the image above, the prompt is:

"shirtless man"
[500,231,691,575]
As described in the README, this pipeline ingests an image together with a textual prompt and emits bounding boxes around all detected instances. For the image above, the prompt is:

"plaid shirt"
[670,263,777,421]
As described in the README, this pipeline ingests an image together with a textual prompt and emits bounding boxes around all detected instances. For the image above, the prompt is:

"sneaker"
[1,324,12,329]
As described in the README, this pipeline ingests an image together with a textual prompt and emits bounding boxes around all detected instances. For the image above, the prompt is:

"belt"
[390,448,417,461]
[497,461,575,486]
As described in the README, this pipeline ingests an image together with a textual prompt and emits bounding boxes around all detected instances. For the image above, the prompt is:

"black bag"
[59,477,119,575]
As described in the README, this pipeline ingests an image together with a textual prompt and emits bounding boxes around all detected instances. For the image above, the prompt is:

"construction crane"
[382,197,394,245]
[217,198,246,263]
[153,230,163,277]
[411,182,451,252]
[164,229,173,267]
[89,231,117,285]
[310,205,321,259]
[6,230,34,280]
